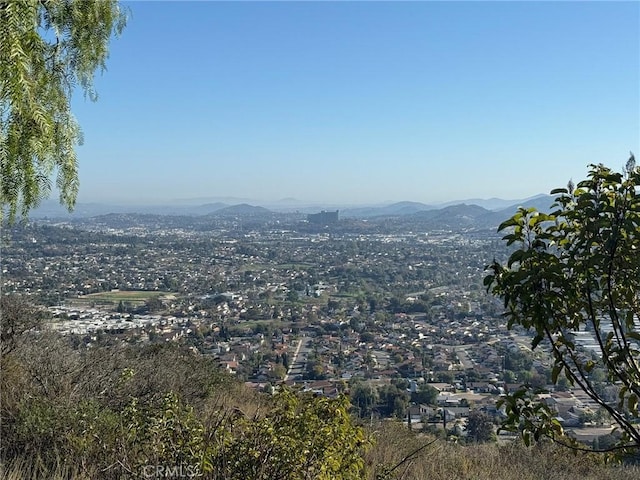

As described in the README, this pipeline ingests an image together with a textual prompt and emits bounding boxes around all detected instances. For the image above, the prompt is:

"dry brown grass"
[365,421,640,480]
[0,455,96,480]
[2,329,638,480]
[2,413,639,480]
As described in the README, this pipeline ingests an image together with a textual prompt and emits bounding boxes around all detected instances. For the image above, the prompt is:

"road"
[284,335,313,382]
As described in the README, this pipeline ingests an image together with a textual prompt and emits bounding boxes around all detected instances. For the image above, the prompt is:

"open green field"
[237,263,272,272]
[274,262,315,270]
[70,290,167,306]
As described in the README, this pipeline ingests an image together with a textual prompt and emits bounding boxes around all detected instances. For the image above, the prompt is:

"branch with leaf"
[485,157,640,456]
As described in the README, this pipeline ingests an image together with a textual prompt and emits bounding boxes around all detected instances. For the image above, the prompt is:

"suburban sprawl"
[1,203,621,448]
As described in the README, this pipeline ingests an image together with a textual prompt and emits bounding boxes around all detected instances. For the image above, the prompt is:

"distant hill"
[29,200,129,218]
[474,194,556,230]
[32,193,564,234]
[29,200,233,218]
[409,204,492,229]
[386,195,558,231]
[412,203,489,218]
[340,195,555,220]
[29,195,557,225]
[208,204,273,216]
[194,202,230,215]
[434,194,552,211]
[341,201,434,218]
[499,194,555,213]
[437,197,530,211]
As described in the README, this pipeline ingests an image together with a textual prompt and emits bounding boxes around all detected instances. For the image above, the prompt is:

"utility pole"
[443,408,447,432]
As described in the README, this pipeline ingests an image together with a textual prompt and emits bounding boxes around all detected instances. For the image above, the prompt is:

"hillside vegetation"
[1,304,638,480]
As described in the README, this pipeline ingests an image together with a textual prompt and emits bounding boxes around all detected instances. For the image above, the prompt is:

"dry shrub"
[0,455,97,480]
[366,421,640,480]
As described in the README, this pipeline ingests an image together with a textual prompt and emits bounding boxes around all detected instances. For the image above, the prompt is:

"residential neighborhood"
[1,213,620,445]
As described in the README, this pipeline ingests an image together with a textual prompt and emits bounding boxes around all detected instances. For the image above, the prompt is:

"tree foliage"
[1,306,371,479]
[217,389,370,480]
[0,294,45,355]
[1,0,127,221]
[485,158,640,453]
[466,410,495,443]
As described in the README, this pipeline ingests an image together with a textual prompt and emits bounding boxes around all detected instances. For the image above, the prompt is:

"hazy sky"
[70,1,639,206]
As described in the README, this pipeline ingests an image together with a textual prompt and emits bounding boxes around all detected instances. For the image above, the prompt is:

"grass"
[4,427,639,480]
[75,290,165,301]
[68,290,169,308]
[237,263,272,272]
[364,421,640,480]
[274,262,315,270]
[0,456,96,480]
[82,290,166,301]
[3,337,639,480]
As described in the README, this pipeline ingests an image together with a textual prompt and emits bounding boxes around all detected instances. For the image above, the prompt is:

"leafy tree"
[411,383,438,405]
[503,349,533,373]
[466,410,495,443]
[377,384,409,418]
[269,363,287,381]
[304,359,326,381]
[485,159,640,453]
[114,392,209,477]
[1,0,127,220]
[350,381,378,419]
[217,389,371,480]
[2,314,371,479]
[0,294,45,355]
[145,296,164,313]
[360,331,375,343]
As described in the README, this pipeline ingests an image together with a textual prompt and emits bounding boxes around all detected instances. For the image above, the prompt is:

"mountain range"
[26,195,562,233]
[31,194,555,219]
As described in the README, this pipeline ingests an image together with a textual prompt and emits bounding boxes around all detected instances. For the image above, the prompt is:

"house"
[467,382,498,394]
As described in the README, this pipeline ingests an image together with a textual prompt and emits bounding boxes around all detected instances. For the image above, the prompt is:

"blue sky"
[70,1,640,206]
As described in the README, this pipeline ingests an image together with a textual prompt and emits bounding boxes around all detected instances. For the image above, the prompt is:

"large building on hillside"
[307,210,339,225]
